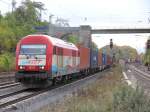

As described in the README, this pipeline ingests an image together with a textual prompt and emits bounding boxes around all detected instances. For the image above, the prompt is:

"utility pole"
[12,0,16,13]
[49,14,54,36]
[49,14,54,24]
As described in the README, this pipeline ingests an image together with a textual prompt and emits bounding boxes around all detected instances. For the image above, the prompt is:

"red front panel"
[16,35,53,72]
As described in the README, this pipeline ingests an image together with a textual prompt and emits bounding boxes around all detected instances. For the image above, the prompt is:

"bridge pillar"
[48,24,92,48]
[79,25,92,48]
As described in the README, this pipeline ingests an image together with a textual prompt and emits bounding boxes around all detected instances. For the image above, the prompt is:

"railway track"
[132,63,150,75]
[0,72,15,79]
[130,65,150,80]
[0,82,20,90]
[0,89,27,99]
[0,82,62,109]
[0,87,46,109]
[0,70,109,110]
[0,81,15,86]
[0,74,15,83]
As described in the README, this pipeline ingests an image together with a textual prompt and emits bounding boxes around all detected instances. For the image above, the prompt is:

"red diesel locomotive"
[16,35,79,87]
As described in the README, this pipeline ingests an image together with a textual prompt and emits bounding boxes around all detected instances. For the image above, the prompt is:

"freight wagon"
[107,55,113,68]
[90,49,99,73]
[102,53,107,69]
[77,45,90,75]
[98,51,103,71]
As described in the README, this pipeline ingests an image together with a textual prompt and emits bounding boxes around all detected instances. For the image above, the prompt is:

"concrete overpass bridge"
[92,28,150,34]
[48,25,150,47]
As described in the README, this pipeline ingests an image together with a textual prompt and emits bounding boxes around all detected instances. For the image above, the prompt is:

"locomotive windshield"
[20,44,46,55]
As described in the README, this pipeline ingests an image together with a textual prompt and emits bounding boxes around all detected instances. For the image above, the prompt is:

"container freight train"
[15,35,113,88]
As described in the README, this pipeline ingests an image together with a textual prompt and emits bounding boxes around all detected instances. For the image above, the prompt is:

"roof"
[27,34,78,51]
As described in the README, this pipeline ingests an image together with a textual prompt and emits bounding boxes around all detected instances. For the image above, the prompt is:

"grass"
[39,65,150,112]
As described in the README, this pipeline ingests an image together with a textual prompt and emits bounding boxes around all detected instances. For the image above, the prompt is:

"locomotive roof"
[26,35,78,50]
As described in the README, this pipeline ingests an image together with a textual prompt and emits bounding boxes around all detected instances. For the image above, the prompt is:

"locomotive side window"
[53,46,56,54]
[57,47,63,55]
[20,44,46,55]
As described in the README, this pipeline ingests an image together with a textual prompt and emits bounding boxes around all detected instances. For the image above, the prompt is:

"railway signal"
[110,39,113,49]
[110,39,116,65]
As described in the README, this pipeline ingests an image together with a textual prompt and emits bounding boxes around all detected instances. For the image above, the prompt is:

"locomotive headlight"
[41,66,44,69]
[39,66,44,70]
[20,66,23,69]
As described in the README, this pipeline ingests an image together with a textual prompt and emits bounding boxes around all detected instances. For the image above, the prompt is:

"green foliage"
[67,35,79,44]
[40,65,122,112]
[38,65,117,112]
[0,53,15,72]
[39,65,150,112]
[144,37,150,65]
[113,85,150,112]
[0,0,46,52]
[69,66,150,112]
[0,22,16,53]
[92,42,98,50]
[99,45,138,61]
[144,50,150,66]
[0,0,47,72]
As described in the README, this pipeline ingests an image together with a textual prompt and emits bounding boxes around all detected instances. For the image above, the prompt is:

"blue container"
[102,53,107,65]
[90,49,98,68]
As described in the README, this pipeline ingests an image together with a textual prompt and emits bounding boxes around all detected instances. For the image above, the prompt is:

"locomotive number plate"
[28,66,35,69]
[29,60,42,65]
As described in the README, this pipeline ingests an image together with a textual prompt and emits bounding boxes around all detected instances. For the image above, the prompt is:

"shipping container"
[98,52,102,66]
[102,53,107,65]
[90,49,98,69]
[107,55,112,66]
[98,52,103,69]
[77,45,90,71]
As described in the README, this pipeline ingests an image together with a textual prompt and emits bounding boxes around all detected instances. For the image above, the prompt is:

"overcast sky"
[0,0,150,53]
[92,34,149,53]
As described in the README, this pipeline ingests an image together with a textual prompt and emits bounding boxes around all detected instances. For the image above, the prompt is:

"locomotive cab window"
[20,44,46,55]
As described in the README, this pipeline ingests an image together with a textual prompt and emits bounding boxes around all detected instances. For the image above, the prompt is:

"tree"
[92,42,98,50]
[55,17,70,27]
[0,0,47,53]
[144,37,150,67]
[67,35,79,44]
[32,1,45,21]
